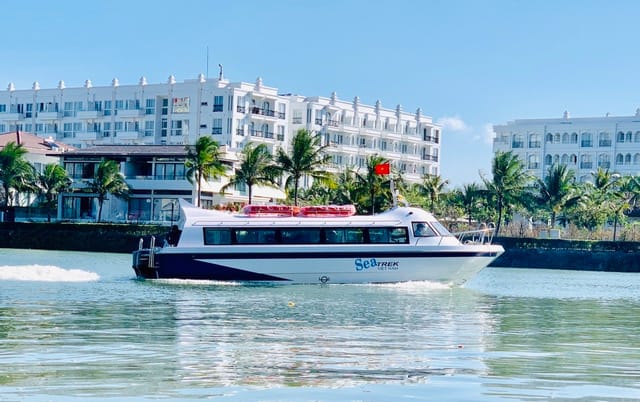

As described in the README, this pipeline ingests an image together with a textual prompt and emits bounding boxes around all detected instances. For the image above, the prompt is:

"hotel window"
[63,102,74,117]
[161,119,168,137]
[145,99,155,115]
[144,121,154,136]
[103,122,111,137]
[104,101,112,116]
[115,100,124,112]
[278,103,286,119]
[293,110,302,124]
[212,118,223,135]
[63,123,73,137]
[0,104,5,113]
[161,98,169,115]
[171,120,188,136]
[114,122,123,132]
[74,101,83,112]
[25,104,33,118]
[277,125,285,141]
[213,96,224,112]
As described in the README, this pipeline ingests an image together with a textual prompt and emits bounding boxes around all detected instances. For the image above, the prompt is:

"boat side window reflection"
[413,222,437,237]
[203,228,232,245]
[235,228,276,244]
[324,228,364,244]
[281,228,321,244]
[389,228,408,243]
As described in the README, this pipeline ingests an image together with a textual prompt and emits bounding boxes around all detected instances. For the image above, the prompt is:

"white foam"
[0,264,100,282]
[367,280,452,290]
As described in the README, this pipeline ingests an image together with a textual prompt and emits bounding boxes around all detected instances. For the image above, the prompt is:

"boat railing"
[454,225,496,245]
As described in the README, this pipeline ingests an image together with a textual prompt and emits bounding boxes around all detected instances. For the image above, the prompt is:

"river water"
[0,248,639,401]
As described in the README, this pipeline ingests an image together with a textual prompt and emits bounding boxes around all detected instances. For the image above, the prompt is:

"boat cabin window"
[203,228,232,245]
[325,228,364,244]
[413,222,437,237]
[369,227,408,244]
[202,226,409,245]
[234,228,276,244]
[281,228,321,244]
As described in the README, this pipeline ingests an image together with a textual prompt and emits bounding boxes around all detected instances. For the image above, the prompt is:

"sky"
[3,0,640,188]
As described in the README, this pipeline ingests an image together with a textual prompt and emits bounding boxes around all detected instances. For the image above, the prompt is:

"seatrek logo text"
[354,258,399,271]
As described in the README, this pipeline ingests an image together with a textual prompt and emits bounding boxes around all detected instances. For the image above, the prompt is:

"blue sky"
[3,0,640,187]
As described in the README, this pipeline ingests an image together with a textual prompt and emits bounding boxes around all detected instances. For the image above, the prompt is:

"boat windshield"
[430,220,453,237]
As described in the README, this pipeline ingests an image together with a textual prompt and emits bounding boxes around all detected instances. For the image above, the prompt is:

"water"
[1,249,640,401]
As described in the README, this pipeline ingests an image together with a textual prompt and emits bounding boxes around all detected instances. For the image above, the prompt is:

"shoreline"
[1,222,639,272]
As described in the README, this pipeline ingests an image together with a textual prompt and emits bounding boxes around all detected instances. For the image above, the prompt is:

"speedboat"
[132,199,504,285]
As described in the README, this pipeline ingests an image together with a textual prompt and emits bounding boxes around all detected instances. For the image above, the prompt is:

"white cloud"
[436,116,468,131]
[477,123,495,145]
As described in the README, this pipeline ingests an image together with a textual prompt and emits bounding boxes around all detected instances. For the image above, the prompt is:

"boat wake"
[367,280,451,290]
[0,264,100,282]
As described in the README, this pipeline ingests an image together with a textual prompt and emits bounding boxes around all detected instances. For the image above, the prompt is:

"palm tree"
[354,155,392,214]
[0,141,36,221]
[185,136,226,207]
[416,174,449,214]
[276,129,331,205]
[533,164,581,228]
[87,159,130,222]
[481,151,530,236]
[458,183,483,226]
[36,163,72,222]
[220,142,279,204]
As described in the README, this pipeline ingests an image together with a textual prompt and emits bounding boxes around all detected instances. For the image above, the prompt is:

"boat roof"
[178,199,438,227]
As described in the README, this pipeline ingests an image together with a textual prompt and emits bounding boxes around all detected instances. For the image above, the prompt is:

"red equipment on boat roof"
[242,204,357,217]
[298,205,356,217]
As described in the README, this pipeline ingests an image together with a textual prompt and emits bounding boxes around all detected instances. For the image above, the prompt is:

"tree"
[457,183,483,226]
[532,164,581,228]
[36,163,72,222]
[220,142,279,204]
[415,174,449,214]
[277,129,331,205]
[354,155,392,214]
[0,141,36,220]
[87,159,130,222]
[185,136,226,207]
[481,151,530,236]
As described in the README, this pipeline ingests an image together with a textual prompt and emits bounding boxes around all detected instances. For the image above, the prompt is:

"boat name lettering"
[354,258,399,271]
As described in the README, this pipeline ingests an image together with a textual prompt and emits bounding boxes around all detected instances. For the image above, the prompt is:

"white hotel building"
[493,110,640,182]
[0,74,440,222]
[0,75,440,179]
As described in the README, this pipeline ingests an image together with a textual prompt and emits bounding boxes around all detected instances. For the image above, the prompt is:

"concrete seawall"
[489,237,640,272]
[1,224,639,272]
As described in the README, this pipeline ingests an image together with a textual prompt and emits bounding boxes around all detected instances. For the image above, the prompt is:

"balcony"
[77,110,102,119]
[422,154,439,162]
[424,135,440,144]
[580,162,593,169]
[0,112,24,121]
[236,105,246,113]
[236,128,245,136]
[528,141,541,148]
[250,129,275,139]
[75,131,99,141]
[599,140,612,147]
[250,107,276,118]
[38,111,61,120]
[117,109,143,118]
[116,131,141,140]
[528,162,540,169]
[512,141,524,148]
[581,140,593,147]
[598,161,611,168]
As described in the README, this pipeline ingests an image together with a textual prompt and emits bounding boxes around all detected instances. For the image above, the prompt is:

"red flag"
[374,162,390,175]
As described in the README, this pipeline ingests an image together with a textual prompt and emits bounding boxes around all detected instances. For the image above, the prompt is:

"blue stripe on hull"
[154,253,289,281]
